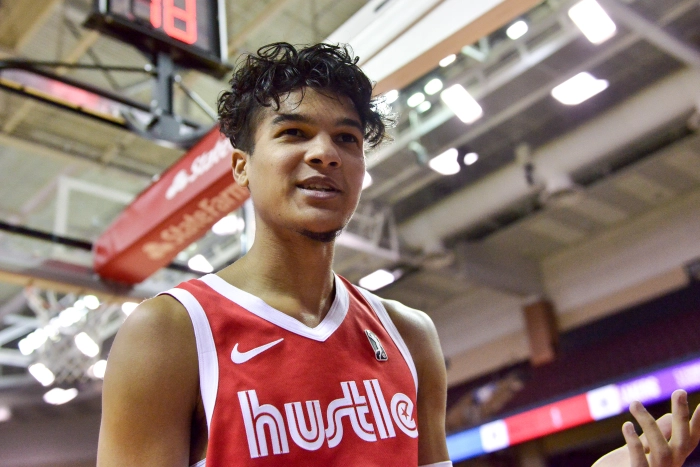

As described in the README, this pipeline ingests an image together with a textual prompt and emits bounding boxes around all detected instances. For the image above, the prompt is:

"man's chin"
[299,228,342,243]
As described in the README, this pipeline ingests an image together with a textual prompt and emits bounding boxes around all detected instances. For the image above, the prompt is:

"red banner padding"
[93,127,249,284]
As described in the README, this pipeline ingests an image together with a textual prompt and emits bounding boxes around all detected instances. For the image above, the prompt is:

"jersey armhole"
[159,288,218,435]
[354,286,419,394]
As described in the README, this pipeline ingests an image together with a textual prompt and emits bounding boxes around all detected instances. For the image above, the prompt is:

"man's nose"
[305,134,341,168]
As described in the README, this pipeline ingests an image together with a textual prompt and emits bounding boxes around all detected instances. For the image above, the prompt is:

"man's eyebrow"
[270,113,311,126]
[335,117,363,132]
[270,113,363,133]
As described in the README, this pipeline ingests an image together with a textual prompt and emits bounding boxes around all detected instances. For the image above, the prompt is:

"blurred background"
[0,0,699,465]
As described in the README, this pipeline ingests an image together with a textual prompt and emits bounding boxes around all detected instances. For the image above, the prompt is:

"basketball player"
[96,43,700,466]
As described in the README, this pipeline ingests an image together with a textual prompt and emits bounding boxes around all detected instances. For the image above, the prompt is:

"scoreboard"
[85,0,230,77]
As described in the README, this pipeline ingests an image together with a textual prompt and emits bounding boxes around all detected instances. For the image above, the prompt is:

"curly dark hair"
[217,42,392,153]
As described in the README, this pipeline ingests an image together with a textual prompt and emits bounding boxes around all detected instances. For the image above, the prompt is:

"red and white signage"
[93,127,249,283]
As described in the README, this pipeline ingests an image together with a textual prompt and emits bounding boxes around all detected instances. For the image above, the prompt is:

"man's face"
[233,88,366,241]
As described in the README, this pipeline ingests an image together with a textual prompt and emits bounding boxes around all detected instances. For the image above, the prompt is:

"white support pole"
[597,0,700,69]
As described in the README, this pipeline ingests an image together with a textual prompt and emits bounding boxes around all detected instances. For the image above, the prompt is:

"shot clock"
[84,0,230,78]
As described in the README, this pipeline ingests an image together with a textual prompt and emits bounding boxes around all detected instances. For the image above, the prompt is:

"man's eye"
[337,133,359,143]
[282,128,304,137]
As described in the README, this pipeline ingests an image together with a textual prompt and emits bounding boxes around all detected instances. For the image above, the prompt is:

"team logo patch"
[365,330,388,361]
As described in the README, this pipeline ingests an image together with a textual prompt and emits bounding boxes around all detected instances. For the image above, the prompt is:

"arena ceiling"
[0,0,699,465]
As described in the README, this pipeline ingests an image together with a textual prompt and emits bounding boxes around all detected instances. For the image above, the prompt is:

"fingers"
[623,421,649,467]
[630,401,672,465]
[640,413,673,453]
[669,390,690,455]
[655,413,673,441]
[689,400,700,452]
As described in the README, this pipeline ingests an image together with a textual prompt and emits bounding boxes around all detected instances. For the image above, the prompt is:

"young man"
[97,43,700,466]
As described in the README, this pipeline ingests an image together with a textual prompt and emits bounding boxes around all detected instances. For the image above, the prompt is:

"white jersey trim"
[198,273,349,342]
[419,462,453,467]
[355,287,419,394]
[160,288,218,435]
[190,459,206,467]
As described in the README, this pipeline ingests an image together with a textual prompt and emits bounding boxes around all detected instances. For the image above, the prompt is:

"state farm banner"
[93,126,249,284]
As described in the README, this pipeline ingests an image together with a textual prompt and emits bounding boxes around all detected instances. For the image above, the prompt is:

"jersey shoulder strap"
[352,285,418,393]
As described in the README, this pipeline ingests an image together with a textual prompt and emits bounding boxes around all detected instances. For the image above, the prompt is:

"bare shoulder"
[377,298,450,464]
[378,297,441,366]
[98,294,199,466]
[104,293,199,404]
[113,294,194,354]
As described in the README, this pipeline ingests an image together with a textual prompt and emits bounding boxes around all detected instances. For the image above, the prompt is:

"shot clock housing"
[84,0,231,78]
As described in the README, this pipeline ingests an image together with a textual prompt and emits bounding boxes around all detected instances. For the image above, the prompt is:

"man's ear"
[231,148,249,187]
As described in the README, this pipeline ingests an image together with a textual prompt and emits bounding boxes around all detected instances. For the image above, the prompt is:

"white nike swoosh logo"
[231,338,284,364]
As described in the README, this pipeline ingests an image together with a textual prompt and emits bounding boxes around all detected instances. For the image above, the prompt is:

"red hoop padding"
[93,127,249,284]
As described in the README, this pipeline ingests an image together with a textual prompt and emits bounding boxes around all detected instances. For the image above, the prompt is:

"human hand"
[592,390,700,467]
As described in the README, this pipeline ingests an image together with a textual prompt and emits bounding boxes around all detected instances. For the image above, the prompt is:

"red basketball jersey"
[163,273,419,466]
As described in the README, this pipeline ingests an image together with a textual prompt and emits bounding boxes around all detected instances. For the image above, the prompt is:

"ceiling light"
[506,20,529,40]
[18,328,48,355]
[417,101,432,113]
[440,84,483,124]
[18,338,33,356]
[57,306,87,328]
[29,363,55,387]
[568,0,617,44]
[358,269,396,291]
[44,323,59,339]
[407,92,425,108]
[384,89,399,104]
[89,360,107,379]
[212,215,245,235]
[188,254,214,273]
[82,295,100,310]
[121,301,138,316]
[552,72,609,105]
[0,406,10,422]
[43,388,78,405]
[75,332,100,358]
[429,148,461,175]
[464,152,479,165]
[362,171,373,190]
[439,54,456,67]
[424,78,443,96]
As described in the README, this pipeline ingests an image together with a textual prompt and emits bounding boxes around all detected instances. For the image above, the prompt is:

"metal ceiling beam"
[0,293,26,323]
[0,133,153,179]
[597,0,700,69]
[2,26,100,134]
[0,349,30,368]
[0,257,149,303]
[378,29,641,205]
[365,25,584,203]
[366,0,698,205]
[398,67,700,249]
[0,222,192,297]
[0,321,35,348]
[361,0,542,94]
[0,374,34,390]
[364,0,584,173]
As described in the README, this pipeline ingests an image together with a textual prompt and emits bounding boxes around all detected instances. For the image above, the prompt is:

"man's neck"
[217,224,337,326]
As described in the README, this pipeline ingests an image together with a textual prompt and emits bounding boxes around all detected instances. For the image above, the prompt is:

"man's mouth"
[296,176,342,193]
[298,183,339,192]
